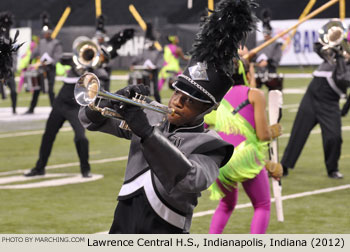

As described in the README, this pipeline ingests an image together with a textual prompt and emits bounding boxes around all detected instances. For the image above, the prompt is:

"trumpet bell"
[74,72,100,106]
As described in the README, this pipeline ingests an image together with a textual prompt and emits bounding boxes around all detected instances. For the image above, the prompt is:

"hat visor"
[172,80,212,104]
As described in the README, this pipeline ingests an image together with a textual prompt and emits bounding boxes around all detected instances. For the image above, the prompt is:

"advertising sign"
[256,18,350,65]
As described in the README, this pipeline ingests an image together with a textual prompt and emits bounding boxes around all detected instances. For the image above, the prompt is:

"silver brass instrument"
[72,36,103,69]
[74,72,174,130]
[318,19,350,61]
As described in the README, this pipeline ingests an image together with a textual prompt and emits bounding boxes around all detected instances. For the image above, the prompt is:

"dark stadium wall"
[2,0,347,27]
[1,0,348,69]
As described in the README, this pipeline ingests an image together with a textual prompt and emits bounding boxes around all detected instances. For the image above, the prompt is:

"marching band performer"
[24,12,63,114]
[78,0,257,233]
[24,28,135,178]
[0,11,18,114]
[92,14,112,92]
[24,54,93,177]
[254,9,283,90]
[282,19,350,179]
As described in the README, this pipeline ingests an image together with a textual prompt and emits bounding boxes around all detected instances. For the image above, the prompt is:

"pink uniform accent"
[209,85,271,234]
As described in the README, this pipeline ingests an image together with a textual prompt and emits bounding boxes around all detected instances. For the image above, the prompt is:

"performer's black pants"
[28,65,56,112]
[150,69,161,103]
[103,66,111,92]
[281,77,342,175]
[109,191,184,234]
[6,76,17,113]
[34,103,90,174]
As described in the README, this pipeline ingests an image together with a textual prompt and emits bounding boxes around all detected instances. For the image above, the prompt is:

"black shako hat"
[41,12,53,33]
[0,11,14,38]
[95,15,107,38]
[175,59,233,104]
[173,0,258,107]
[261,8,272,36]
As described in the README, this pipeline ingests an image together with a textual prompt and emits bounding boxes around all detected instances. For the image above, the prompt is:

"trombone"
[74,72,174,130]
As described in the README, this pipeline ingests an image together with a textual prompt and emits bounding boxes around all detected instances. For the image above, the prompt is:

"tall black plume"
[190,0,258,75]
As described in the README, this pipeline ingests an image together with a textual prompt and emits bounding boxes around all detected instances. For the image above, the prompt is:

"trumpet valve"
[132,93,147,104]
[119,120,131,131]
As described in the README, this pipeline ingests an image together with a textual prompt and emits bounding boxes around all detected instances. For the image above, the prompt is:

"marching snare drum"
[128,66,154,96]
[24,67,41,91]
[255,72,284,91]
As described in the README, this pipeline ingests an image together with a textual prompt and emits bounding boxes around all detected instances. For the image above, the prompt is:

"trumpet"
[74,72,174,130]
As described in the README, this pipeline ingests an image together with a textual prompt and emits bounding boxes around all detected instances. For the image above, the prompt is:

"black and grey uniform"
[28,37,63,112]
[32,69,91,176]
[79,107,233,233]
[281,49,350,176]
[255,40,283,90]
[92,37,112,92]
[4,54,17,114]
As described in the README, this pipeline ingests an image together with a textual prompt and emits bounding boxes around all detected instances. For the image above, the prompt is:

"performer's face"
[167,90,210,126]
[43,31,51,40]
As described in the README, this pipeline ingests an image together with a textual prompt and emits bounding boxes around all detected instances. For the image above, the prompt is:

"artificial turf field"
[0,67,349,234]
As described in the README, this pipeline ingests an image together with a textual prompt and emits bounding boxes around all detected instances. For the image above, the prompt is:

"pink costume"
[209,85,271,234]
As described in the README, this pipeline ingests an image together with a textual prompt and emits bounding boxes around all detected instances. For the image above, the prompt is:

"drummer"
[129,23,163,103]
[254,9,283,90]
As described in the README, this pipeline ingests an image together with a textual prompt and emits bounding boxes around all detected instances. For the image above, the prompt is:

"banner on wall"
[10,27,32,70]
[256,18,350,66]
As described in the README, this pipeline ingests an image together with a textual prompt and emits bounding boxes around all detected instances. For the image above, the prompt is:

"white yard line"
[2,123,350,140]
[0,173,104,189]
[283,103,300,109]
[95,184,350,233]
[280,125,350,139]
[0,156,128,176]
[0,127,72,138]
[193,184,350,218]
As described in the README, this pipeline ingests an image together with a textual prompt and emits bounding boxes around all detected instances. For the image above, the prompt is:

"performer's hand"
[257,60,268,68]
[112,85,152,138]
[116,105,153,139]
[270,123,282,139]
[341,97,350,117]
[265,161,283,179]
[115,84,150,99]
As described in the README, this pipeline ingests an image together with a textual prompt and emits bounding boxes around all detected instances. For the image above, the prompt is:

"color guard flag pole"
[129,4,162,51]
[282,0,316,51]
[188,0,193,9]
[95,0,102,17]
[339,0,345,20]
[51,6,71,39]
[208,0,214,15]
